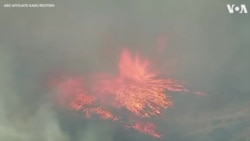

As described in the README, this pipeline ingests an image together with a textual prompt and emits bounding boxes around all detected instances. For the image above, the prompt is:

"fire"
[119,49,153,80]
[52,48,202,138]
[131,122,162,138]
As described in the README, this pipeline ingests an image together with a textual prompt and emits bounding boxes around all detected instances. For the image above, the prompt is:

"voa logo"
[227,4,248,14]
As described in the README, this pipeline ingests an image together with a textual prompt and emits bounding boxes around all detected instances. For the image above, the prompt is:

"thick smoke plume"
[0,0,250,141]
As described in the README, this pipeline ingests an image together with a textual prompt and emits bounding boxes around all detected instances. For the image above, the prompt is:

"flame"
[52,48,203,138]
[131,122,162,138]
[93,49,183,118]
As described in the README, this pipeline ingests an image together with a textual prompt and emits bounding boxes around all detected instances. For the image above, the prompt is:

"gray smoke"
[0,0,250,141]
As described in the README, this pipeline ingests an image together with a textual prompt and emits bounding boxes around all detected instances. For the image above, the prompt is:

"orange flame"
[132,122,162,138]
[52,48,203,138]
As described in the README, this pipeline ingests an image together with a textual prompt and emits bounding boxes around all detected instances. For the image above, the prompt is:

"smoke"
[0,0,250,141]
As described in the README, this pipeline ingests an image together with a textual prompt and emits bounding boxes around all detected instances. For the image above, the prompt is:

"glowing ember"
[52,48,202,138]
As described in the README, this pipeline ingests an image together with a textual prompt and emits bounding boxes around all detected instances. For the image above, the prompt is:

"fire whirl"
[52,48,202,138]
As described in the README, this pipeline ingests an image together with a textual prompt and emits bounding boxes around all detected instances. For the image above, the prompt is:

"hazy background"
[0,0,250,141]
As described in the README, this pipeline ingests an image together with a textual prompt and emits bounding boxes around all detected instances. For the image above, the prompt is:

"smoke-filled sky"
[0,0,250,141]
